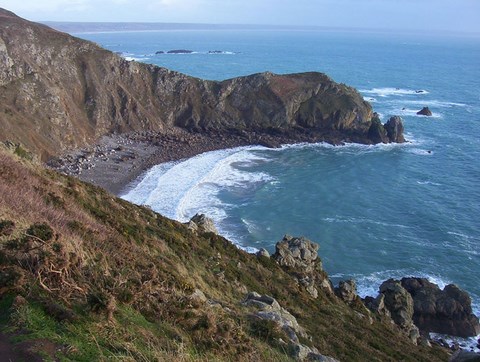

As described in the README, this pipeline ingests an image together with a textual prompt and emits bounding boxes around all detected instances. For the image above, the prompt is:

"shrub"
[26,223,54,241]
[0,220,15,236]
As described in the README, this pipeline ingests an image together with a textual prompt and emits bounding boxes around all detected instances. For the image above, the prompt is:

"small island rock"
[417,107,433,116]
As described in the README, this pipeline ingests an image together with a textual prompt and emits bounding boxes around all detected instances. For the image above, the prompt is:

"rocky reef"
[0,7,403,163]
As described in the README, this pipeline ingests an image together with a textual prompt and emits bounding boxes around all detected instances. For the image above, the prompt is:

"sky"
[1,0,479,34]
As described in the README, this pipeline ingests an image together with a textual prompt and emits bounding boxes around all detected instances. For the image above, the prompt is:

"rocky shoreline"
[47,126,380,196]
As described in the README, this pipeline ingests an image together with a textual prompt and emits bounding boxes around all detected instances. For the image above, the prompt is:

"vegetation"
[0,146,448,361]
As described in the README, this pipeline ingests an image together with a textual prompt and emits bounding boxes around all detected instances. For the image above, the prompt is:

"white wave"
[331,270,453,299]
[402,99,468,108]
[321,216,411,229]
[122,145,273,226]
[176,151,274,221]
[408,148,434,156]
[360,87,429,97]
[430,333,480,353]
[416,180,441,186]
[121,161,177,203]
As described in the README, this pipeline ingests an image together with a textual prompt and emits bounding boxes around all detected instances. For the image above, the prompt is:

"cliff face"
[0,8,375,160]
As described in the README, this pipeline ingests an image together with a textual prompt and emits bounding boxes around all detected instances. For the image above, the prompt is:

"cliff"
[0,8,385,161]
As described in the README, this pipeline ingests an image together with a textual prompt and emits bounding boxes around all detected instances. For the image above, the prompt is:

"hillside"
[0,8,400,162]
[0,144,449,361]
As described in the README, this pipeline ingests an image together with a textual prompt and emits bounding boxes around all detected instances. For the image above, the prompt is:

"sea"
[73,26,480,349]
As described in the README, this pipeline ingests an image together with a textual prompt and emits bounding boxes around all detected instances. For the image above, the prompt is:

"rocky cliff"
[0,8,395,161]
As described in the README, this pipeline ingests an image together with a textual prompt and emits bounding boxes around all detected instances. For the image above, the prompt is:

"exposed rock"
[256,248,270,258]
[367,115,388,143]
[243,292,304,340]
[167,49,194,54]
[155,50,164,54]
[272,235,333,297]
[364,293,391,318]
[378,279,420,344]
[334,279,358,303]
[417,107,433,116]
[401,277,480,337]
[186,213,218,234]
[189,289,208,305]
[384,116,405,143]
[380,279,414,328]
[243,292,338,361]
[449,350,480,362]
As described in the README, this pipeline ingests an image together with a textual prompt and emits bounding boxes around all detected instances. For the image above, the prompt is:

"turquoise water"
[78,30,480,322]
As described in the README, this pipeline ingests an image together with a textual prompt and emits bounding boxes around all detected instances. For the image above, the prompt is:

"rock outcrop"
[334,279,359,304]
[0,8,401,161]
[243,292,339,361]
[384,116,406,143]
[186,213,219,234]
[272,235,333,298]
[368,113,405,144]
[417,107,433,116]
[378,279,421,344]
[400,277,480,338]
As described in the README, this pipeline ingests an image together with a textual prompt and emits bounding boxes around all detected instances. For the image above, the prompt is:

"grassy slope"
[0,147,448,361]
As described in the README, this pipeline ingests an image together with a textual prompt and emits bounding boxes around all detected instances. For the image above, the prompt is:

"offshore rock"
[272,235,333,297]
[401,277,480,338]
[0,8,394,161]
[417,107,433,116]
[384,116,405,143]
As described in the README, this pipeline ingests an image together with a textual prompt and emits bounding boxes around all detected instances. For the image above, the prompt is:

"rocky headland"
[1,8,403,183]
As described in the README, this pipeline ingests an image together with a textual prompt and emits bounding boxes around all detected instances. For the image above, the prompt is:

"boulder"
[417,107,433,116]
[186,213,218,234]
[384,116,405,143]
[243,292,339,361]
[256,248,270,258]
[272,235,333,297]
[401,277,480,337]
[155,50,164,54]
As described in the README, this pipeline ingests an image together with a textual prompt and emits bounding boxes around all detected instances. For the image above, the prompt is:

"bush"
[26,223,54,241]
[0,220,15,236]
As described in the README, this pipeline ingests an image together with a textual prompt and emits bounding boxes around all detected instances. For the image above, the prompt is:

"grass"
[0,147,449,361]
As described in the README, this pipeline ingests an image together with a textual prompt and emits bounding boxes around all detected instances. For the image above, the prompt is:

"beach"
[48,127,347,196]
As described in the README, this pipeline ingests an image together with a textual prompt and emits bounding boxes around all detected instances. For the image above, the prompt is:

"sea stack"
[417,107,433,116]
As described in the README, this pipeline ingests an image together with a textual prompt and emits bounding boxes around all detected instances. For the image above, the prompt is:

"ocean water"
[77,28,480,346]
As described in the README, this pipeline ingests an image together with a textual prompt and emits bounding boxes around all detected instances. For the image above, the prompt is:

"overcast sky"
[1,0,479,34]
